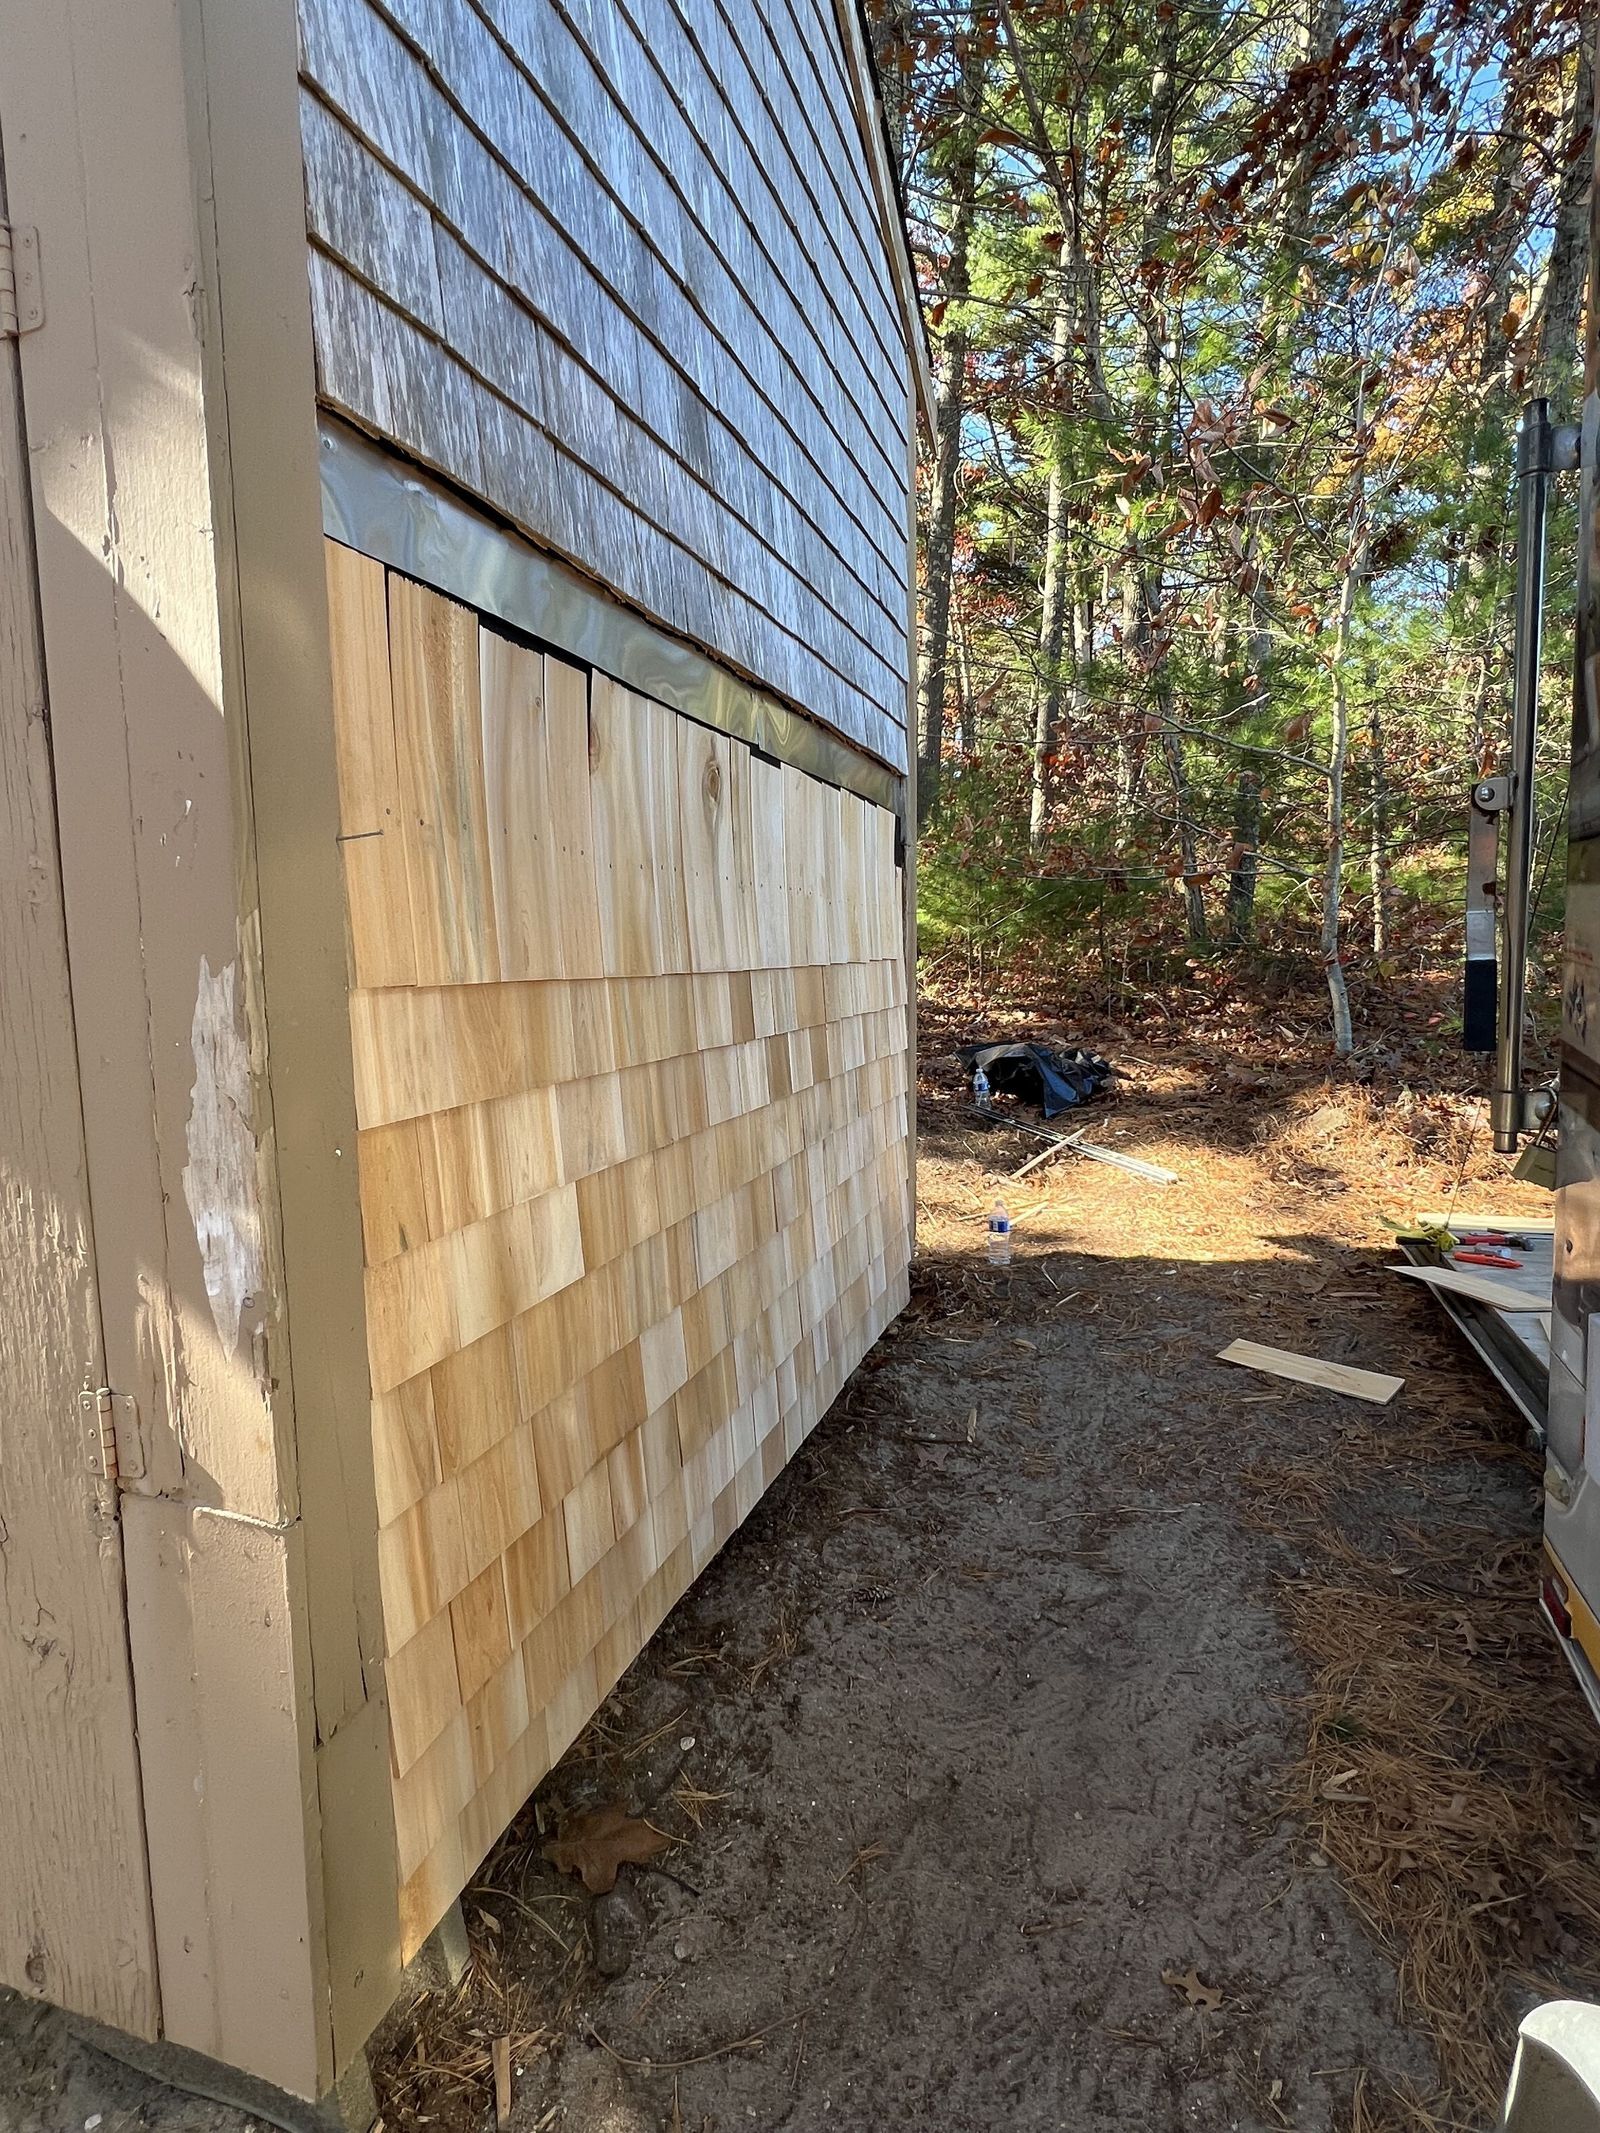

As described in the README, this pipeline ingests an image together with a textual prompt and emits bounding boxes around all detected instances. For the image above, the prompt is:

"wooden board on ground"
[1218,1339,1404,1405]
[1390,1262,1552,1314]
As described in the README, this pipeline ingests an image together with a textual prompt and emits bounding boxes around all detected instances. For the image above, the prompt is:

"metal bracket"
[0,223,43,338]
[79,1389,144,1485]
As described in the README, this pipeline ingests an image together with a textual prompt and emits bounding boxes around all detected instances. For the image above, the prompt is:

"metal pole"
[1494,400,1556,1152]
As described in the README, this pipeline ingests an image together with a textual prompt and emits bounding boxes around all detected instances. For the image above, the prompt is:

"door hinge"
[0,223,43,339]
[80,1389,145,1486]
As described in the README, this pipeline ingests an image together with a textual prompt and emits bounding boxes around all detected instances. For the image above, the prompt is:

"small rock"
[590,1880,648,1977]
[672,1914,719,1963]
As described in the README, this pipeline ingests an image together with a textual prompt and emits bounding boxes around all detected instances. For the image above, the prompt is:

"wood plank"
[679,720,736,974]
[1416,1211,1557,1235]
[0,212,156,2030]
[640,694,691,976]
[479,629,563,980]
[748,753,791,968]
[387,1609,464,1776]
[1217,1339,1404,1405]
[1390,1262,1552,1313]
[389,576,501,984]
[326,543,417,987]
[544,657,604,978]
[589,675,659,976]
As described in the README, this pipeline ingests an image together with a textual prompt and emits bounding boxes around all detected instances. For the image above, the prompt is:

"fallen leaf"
[1319,1768,1371,1804]
[543,1805,671,1892]
[1161,1964,1223,2012]
[1434,1792,1476,1830]
[1446,1611,1481,1657]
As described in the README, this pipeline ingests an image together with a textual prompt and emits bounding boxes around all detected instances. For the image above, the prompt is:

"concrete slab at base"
[66,2017,377,2133]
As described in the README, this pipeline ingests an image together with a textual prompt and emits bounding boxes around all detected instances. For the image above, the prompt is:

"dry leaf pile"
[1280,1534,1600,2127]
[365,1927,555,2133]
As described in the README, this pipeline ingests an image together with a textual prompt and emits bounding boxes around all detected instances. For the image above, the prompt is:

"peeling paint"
[182,956,265,1353]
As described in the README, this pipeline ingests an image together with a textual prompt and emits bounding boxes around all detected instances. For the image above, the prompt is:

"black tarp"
[958,1041,1114,1119]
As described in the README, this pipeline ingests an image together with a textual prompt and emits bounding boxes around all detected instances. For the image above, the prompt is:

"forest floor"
[4,981,1598,2133]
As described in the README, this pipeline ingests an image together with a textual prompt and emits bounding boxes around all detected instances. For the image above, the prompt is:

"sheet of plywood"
[1218,1339,1403,1405]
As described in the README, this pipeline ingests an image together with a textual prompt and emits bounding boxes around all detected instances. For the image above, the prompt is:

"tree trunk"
[917,311,970,828]
[954,606,976,756]
[1532,27,1595,416]
[1163,728,1207,941]
[915,38,984,829]
[1322,529,1367,1055]
[1029,290,1074,854]
[1120,6,1200,931]
[1226,770,1261,944]
[1368,698,1389,958]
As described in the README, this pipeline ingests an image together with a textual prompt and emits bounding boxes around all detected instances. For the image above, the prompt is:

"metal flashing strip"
[318,417,905,815]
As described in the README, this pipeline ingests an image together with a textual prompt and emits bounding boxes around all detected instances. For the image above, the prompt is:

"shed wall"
[295,0,913,771]
[326,542,912,1950]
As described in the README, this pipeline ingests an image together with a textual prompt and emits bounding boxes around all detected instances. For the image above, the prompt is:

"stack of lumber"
[326,543,912,1953]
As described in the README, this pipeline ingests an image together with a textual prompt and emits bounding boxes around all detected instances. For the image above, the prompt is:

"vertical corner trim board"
[325,541,913,1955]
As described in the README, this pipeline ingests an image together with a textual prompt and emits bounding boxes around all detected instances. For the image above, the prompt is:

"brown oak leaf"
[543,1806,670,1893]
[1161,1964,1223,2012]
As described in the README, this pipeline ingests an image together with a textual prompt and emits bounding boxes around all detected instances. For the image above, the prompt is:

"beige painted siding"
[296,0,913,770]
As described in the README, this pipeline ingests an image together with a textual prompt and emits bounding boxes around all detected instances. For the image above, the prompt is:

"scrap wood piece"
[492,2034,512,2130]
[970,1107,1178,1184]
[1010,1128,1086,1179]
[1390,1262,1550,1314]
[1218,1338,1403,1405]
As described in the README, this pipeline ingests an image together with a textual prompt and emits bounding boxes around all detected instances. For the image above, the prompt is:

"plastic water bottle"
[973,1064,991,1110]
[987,1199,1012,1267]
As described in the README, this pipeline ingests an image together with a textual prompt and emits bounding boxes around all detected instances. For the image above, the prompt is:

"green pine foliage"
[890,0,1589,1040]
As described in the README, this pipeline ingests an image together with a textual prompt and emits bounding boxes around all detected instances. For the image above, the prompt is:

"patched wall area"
[325,542,912,1951]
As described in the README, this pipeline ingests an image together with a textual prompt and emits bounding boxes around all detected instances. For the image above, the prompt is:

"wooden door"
[0,140,158,2032]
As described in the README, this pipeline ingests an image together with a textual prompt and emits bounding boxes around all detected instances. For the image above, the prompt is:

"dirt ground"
[6,1002,1599,2133]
